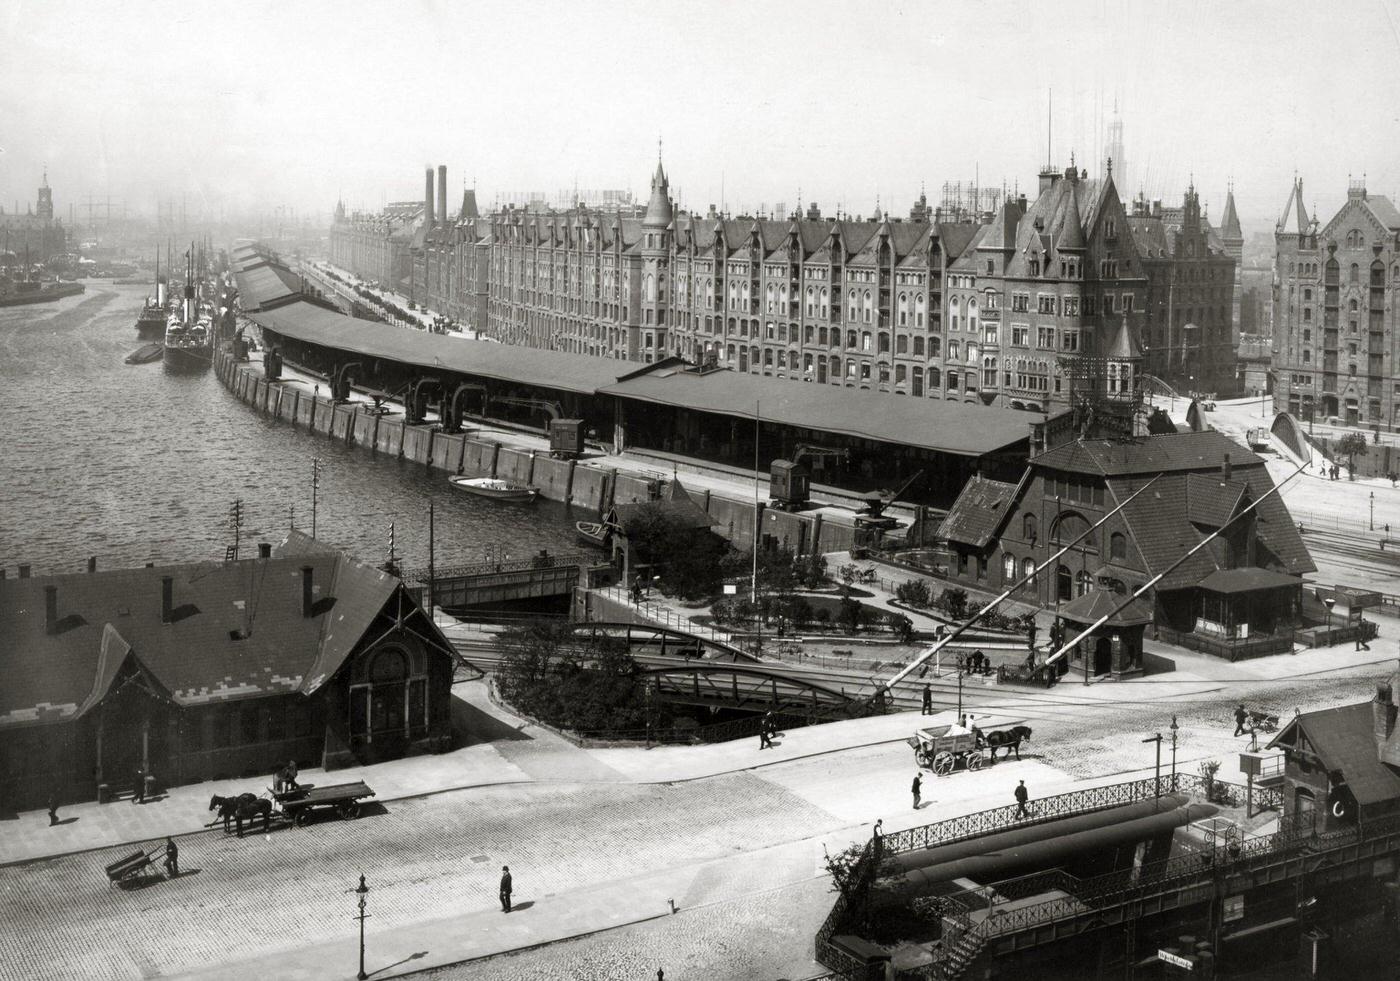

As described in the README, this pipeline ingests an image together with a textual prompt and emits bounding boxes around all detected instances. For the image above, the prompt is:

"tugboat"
[134,249,167,337]
[162,247,212,373]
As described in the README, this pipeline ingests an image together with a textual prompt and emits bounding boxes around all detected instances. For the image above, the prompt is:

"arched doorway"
[1093,637,1112,676]
[349,642,428,761]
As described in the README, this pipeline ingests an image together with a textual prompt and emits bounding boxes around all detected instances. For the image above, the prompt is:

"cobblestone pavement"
[419,876,832,981]
[0,774,837,981]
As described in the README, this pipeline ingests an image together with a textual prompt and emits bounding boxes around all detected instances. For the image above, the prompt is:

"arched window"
[950,297,961,331]
[863,290,873,323]
[915,293,925,328]
[1003,553,1017,583]
[968,298,979,334]
[947,370,959,391]
[1052,512,1096,551]
[1023,512,1038,543]
[967,343,979,364]
[928,367,941,389]
[948,340,960,361]
[805,285,815,316]
[1076,570,1093,596]
[1350,263,1360,283]
[1022,557,1035,582]
[766,283,775,313]
[820,287,830,317]
[351,643,428,742]
[1110,532,1127,561]
[898,292,908,326]
[929,337,941,358]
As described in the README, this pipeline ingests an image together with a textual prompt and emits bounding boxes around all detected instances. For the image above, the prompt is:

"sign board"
[1157,950,1193,970]
[723,583,738,595]
[1223,894,1245,922]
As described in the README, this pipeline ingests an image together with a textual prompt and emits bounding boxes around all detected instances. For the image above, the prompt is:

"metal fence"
[597,585,740,648]
[404,551,598,583]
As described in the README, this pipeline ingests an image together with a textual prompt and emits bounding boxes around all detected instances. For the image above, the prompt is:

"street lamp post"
[1323,597,1335,647]
[354,874,370,981]
[1169,715,1179,792]
[1371,492,1375,531]
[1143,733,1163,806]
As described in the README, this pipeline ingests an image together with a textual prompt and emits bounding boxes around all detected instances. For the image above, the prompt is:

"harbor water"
[0,283,579,575]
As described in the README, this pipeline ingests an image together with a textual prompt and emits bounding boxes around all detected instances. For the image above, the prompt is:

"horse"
[230,797,273,837]
[209,793,258,833]
[983,725,1033,761]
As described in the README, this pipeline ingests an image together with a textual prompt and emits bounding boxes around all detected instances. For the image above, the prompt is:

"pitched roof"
[611,479,717,532]
[1363,195,1400,231]
[1056,589,1153,626]
[1221,190,1243,240]
[1102,317,1144,359]
[937,476,1019,547]
[1185,473,1247,528]
[1278,179,1310,234]
[1270,702,1400,806]
[0,550,402,729]
[1196,567,1303,594]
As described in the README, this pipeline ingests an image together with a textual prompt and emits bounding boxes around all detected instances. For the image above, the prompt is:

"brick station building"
[0,534,456,810]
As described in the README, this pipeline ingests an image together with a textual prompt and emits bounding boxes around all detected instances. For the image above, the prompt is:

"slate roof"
[1270,702,1400,806]
[1221,190,1243,240]
[1365,195,1400,231]
[1197,568,1303,594]
[0,549,401,729]
[937,476,1020,547]
[1056,589,1153,627]
[1185,473,1247,528]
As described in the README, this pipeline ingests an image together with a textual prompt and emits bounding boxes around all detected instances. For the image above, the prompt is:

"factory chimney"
[437,165,448,224]
[424,167,435,227]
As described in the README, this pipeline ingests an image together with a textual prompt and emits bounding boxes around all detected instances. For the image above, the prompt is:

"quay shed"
[937,429,1315,666]
[0,534,456,811]
[245,299,1038,506]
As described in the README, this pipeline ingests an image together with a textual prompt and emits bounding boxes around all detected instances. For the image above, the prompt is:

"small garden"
[891,579,1036,634]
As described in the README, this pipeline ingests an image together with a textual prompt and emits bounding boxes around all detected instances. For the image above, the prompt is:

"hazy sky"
[5,0,1400,235]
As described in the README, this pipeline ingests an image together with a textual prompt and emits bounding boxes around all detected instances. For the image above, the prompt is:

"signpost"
[1157,949,1193,970]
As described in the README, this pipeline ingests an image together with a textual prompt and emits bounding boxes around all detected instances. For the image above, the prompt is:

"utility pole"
[428,500,436,610]
[1143,732,1163,806]
[311,456,322,539]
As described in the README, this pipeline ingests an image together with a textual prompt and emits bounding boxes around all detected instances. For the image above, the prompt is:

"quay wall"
[216,353,857,557]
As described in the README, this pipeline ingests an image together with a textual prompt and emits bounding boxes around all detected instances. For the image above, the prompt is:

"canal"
[0,282,579,575]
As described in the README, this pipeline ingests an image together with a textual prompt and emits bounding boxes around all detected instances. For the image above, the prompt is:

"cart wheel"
[293,809,312,827]
[968,754,984,771]
[338,801,361,820]
[933,751,954,775]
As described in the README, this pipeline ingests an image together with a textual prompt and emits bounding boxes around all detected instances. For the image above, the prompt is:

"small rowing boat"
[575,520,611,547]
[448,476,539,503]
[125,342,164,364]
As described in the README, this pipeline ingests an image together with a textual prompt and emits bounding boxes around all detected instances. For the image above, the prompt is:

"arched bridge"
[567,621,757,663]
[637,664,877,720]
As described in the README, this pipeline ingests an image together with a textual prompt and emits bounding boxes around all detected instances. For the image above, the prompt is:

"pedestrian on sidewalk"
[1233,704,1248,737]
[921,684,933,715]
[759,715,774,750]
[46,792,59,826]
[1014,780,1030,819]
[1356,618,1372,652]
[499,865,513,912]
[164,837,179,878]
[133,767,145,805]
[912,773,922,809]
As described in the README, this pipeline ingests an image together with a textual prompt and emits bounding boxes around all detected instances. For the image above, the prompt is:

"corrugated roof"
[0,553,399,729]
[251,301,626,396]
[937,476,1019,546]
[601,369,1035,457]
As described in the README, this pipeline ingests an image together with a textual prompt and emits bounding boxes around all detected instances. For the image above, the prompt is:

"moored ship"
[162,247,212,372]
[135,250,167,337]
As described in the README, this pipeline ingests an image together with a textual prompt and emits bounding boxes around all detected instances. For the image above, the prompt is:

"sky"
[4,0,1400,236]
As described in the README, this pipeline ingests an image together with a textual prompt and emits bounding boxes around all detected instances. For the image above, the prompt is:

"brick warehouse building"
[332,157,1239,411]
[937,429,1314,666]
[0,535,456,810]
[1272,177,1400,429]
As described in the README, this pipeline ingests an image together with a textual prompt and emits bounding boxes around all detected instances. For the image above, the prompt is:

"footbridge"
[638,663,876,719]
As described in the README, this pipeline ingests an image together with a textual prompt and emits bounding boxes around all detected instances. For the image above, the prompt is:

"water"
[0,283,579,575]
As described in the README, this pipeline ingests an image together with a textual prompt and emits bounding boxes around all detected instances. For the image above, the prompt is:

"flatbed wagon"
[274,781,375,826]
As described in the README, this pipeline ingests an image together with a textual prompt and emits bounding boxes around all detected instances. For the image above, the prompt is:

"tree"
[1337,432,1368,481]
[624,504,726,599]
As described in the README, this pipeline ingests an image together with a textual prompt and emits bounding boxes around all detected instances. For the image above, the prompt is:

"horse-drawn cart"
[274,781,375,826]
[909,723,988,775]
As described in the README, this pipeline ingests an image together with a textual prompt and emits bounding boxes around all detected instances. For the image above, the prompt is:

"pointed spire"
[643,155,672,229]
[1278,177,1310,234]
[1221,187,1242,241]
[1055,184,1086,251]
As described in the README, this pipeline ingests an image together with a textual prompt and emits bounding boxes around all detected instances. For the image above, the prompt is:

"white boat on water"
[448,475,539,503]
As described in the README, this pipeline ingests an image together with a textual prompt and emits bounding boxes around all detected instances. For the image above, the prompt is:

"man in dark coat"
[499,866,513,912]
[47,792,59,826]
[283,760,300,791]
[759,713,774,750]
[1014,780,1030,818]
[921,684,933,715]
[164,837,179,878]
[912,773,923,809]
[1233,704,1248,737]
[133,768,145,805]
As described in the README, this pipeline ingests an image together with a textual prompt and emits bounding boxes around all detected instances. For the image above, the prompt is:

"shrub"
[895,578,932,608]
[938,586,969,620]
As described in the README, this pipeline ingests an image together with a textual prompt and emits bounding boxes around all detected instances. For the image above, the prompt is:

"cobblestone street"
[0,774,836,981]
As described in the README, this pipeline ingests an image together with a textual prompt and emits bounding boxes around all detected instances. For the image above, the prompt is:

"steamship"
[135,250,167,337]
[162,247,213,373]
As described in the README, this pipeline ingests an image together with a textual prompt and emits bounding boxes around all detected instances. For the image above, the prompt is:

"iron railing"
[403,551,598,582]
[597,585,741,648]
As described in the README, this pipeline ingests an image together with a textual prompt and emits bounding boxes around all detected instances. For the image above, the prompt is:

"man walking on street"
[164,837,179,878]
[1233,704,1248,737]
[47,792,59,826]
[1015,780,1029,818]
[759,711,775,749]
[921,684,933,715]
[912,773,923,810]
[499,865,513,912]
[1356,618,1371,651]
[133,768,145,805]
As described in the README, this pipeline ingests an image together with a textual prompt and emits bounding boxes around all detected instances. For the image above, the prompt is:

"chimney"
[258,542,272,559]
[1375,683,1397,746]
[161,576,174,624]
[424,167,435,227]
[437,165,448,224]
[302,565,315,618]
[87,556,97,573]
[145,562,154,568]
[1221,453,1232,482]
[45,585,58,635]
[18,564,30,579]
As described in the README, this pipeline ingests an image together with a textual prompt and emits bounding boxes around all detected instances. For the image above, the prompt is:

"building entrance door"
[1093,637,1113,676]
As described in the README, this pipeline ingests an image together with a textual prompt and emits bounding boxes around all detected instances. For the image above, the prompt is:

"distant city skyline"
[4,0,1400,235]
